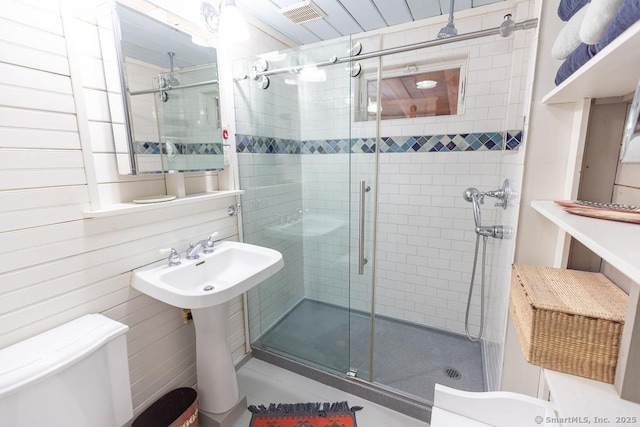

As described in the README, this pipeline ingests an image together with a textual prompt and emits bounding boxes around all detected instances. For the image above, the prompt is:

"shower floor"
[254,299,485,403]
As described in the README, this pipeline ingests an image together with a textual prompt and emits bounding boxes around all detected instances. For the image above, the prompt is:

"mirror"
[620,78,640,163]
[100,2,224,174]
[354,58,466,122]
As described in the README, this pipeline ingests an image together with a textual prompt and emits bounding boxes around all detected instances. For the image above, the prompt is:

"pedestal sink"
[132,241,284,414]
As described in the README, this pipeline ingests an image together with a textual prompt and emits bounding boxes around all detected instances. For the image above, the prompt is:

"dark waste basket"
[132,388,198,427]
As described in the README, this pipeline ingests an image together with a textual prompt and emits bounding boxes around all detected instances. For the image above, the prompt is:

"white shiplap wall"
[0,0,251,419]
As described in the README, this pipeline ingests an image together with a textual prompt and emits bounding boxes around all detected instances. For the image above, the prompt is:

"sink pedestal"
[191,303,239,414]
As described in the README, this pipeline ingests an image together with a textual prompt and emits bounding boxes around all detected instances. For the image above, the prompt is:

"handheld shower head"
[463,188,483,229]
[462,187,478,203]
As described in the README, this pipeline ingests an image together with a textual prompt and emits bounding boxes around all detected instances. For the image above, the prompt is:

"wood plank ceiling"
[234,0,504,45]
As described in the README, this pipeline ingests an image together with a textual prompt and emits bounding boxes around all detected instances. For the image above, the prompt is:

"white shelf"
[544,369,640,420]
[84,190,244,218]
[532,201,640,283]
[543,20,640,104]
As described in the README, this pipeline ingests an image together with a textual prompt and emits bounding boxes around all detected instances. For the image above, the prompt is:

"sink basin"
[132,241,283,309]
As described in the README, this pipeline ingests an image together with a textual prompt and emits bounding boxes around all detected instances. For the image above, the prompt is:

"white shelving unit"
[531,201,640,283]
[544,369,640,420]
[543,20,640,104]
[530,14,640,410]
[84,190,243,218]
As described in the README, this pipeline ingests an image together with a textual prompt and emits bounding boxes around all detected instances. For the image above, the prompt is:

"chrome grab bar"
[359,181,370,275]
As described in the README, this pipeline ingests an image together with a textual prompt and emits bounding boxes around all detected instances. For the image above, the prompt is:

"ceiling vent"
[279,0,326,25]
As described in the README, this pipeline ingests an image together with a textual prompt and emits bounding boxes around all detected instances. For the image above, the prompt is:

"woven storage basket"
[510,264,627,383]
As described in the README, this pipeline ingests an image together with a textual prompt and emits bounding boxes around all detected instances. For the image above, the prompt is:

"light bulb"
[219,3,249,42]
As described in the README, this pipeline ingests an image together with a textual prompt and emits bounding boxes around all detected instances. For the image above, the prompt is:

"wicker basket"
[510,264,628,383]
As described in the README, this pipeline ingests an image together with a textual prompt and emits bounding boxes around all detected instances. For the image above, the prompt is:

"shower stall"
[234,6,536,418]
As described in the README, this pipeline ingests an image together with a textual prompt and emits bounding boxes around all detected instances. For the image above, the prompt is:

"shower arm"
[240,18,538,81]
[169,52,175,79]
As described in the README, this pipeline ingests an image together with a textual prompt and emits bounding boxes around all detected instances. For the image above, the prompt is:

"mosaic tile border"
[236,131,522,154]
[236,135,300,154]
[134,141,223,155]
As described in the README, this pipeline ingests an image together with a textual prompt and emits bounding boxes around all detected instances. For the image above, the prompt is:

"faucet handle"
[203,232,219,254]
[159,248,181,266]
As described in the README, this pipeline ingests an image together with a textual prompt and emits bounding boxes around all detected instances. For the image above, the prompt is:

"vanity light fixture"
[201,2,219,32]
[201,0,249,41]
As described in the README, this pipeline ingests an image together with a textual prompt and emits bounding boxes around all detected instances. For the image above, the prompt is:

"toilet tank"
[0,314,133,427]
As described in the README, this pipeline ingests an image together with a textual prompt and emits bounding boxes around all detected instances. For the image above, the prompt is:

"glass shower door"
[237,38,377,377]
[346,37,382,382]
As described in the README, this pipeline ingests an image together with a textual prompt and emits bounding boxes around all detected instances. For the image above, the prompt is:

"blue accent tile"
[505,130,523,150]
[236,130,522,154]
[470,140,483,150]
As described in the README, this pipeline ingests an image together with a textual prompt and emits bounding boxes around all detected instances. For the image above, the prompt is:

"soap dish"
[132,195,177,204]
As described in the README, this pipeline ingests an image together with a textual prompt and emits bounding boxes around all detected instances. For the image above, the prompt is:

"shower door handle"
[358,180,370,275]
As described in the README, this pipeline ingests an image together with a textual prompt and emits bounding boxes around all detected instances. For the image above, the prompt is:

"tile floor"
[229,358,430,427]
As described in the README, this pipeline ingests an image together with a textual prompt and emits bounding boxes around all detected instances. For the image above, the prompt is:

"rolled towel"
[558,0,590,21]
[552,5,589,60]
[554,43,597,85]
[579,0,624,44]
[555,0,640,86]
[594,0,640,52]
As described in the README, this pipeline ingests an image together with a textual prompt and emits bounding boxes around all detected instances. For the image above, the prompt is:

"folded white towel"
[552,5,589,60]
[579,0,624,44]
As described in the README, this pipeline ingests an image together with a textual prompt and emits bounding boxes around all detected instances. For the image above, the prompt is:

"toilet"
[0,314,133,426]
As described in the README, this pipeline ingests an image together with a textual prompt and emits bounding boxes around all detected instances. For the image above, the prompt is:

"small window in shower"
[354,58,466,122]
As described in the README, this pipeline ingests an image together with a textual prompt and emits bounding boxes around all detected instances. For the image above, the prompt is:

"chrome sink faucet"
[159,248,182,266]
[186,232,219,260]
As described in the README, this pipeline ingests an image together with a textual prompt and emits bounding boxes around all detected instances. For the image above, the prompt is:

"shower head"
[437,22,458,39]
[499,14,516,37]
[437,0,458,39]
[166,52,180,86]
[463,187,480,203]
[463,188,483,229]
